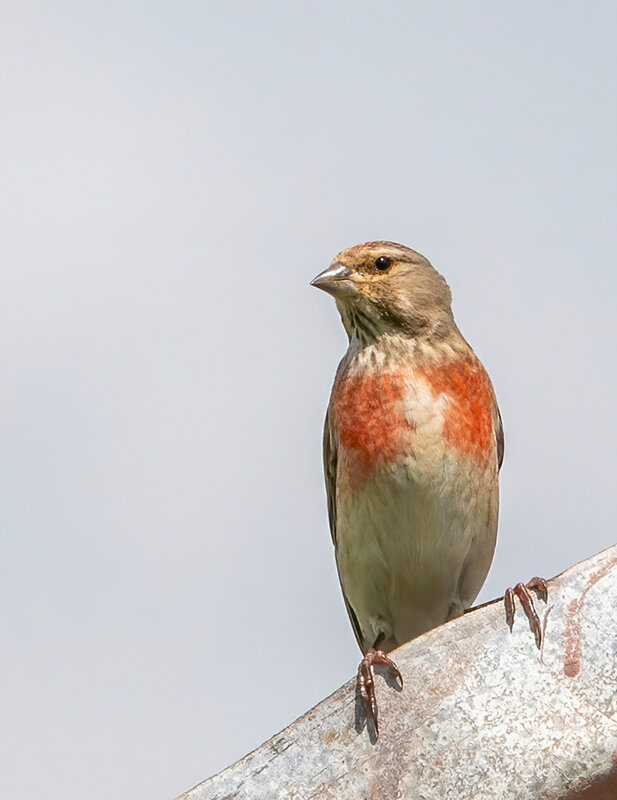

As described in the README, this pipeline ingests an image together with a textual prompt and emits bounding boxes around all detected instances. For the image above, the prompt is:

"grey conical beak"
[310,263,354,296]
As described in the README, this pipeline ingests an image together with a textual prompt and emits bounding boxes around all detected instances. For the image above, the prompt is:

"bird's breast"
[330,373,414,490]
[331,358,497,492]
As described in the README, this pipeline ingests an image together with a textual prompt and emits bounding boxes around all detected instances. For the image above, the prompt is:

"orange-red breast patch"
[331,373,414,488]
[332,360,496,491]
[419,359,495,466]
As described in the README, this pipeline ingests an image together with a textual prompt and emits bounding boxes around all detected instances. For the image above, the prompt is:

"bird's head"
[311,241,456,342]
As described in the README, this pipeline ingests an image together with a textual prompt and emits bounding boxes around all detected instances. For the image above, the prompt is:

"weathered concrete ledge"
[177,545,617,800]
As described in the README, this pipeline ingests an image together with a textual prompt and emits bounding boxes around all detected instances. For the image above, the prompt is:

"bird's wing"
[494,401,505,470]
[323,406,338,546]
[342,591,366,652]
[323,408,366,652]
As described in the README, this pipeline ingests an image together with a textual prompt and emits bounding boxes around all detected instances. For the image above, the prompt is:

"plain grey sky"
[2,2,616,798]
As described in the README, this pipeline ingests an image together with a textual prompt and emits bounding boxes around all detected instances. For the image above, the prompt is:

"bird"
[311,241,508,733]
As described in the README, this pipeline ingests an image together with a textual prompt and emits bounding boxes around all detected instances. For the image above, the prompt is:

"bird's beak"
[310,263,355,297]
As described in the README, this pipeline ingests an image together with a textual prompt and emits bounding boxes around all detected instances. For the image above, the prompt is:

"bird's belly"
[335,454,498,653]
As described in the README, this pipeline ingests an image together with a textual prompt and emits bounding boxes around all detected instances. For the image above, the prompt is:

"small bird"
[312,241,505,733]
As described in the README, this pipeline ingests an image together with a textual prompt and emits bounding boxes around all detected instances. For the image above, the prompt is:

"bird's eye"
[374,256,392,272]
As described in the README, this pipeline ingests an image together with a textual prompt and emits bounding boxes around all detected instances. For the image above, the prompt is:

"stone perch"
[176,545,617,799]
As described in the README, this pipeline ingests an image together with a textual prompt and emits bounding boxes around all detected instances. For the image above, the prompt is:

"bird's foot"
[504,576,548,649]
[357,649,403,735]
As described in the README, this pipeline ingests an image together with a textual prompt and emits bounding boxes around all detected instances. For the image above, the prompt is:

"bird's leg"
[504,576,548,649]
[357,634,403,735]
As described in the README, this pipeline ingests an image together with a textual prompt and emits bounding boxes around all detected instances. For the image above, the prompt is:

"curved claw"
[357,649,402,736]
[527,576,548,603]
[504,577,548,649]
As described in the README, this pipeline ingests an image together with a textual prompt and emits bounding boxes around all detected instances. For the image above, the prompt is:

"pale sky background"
[2,2,617,799]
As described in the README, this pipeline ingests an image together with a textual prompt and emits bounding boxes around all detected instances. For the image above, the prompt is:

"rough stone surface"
[176,546,617,800]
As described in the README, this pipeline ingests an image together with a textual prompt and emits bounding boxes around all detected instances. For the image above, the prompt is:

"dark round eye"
[374,255,392,272]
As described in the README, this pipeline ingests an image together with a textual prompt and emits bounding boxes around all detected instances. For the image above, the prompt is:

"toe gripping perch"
[504,576,548,649]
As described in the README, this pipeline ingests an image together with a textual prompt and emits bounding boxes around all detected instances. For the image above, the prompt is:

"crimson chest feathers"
[330,358,497,492]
